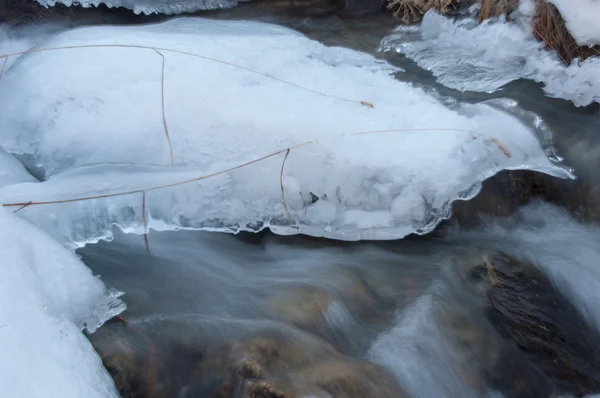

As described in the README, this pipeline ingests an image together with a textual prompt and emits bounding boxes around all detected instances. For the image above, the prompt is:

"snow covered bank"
[0,18,572,243]
[36,0,237,14]
[0,206,124,397]
[546,0,600,47]
[380,11,600,106]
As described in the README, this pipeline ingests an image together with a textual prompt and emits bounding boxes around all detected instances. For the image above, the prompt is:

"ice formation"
[0,149,37,188]
[0,206,124,397]
[380,11,600,106]
[547,0,600,47]
[36,0,237,14]
[0,18,572,244]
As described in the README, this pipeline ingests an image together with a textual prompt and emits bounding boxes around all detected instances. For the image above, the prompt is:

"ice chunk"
[0,207,124,397]
[546,0,600,46]
[0,148,37,188]
[0,18,572,243]
[36,0,237,14]
[380,11,600,106]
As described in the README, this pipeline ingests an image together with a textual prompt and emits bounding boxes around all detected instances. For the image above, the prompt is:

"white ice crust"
[0,18,572,244]
[0,207,124,397]
[381,11,600,106]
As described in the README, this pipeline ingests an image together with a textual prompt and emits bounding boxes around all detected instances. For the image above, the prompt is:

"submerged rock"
[89,316,408,398]
[467,252,600,396]
[266,269,383,347]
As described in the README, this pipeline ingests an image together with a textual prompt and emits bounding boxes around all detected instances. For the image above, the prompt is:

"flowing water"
[79,202,600,397]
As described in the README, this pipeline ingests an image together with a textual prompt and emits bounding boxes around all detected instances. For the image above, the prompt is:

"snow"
[0,18,572,243]
[547,0,600,46]
[0,207,124,397]
[36,0,236,14]
[380,11,600,106]
[0,149,37,188]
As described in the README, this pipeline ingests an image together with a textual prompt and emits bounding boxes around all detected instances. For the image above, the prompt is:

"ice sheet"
[380,11,600,106]
[0,18,572,243]
[0,207,124,397]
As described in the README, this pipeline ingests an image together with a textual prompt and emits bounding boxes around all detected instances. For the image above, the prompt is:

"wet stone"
[467,252,600,397]
[90,316,408,398]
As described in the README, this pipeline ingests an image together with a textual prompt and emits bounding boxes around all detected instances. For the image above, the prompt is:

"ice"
[0,24,66,72]
[380,11,600,106]
[0,207,124,397]
[0,18,572,244]
[547,0,600,46]
[0,148,37,188]
[36,0,237,14]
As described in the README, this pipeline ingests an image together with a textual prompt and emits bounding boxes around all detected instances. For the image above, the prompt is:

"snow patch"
[546,0,600,46]
[380,11,600,106]
[0,207,124,397]
[0,18,571,243]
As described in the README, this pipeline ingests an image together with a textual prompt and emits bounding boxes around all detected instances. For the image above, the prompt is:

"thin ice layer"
[546,0,600,46]
[37,0,236,14]
[0,18,572,243]
[0,207,124,397]
[380,11,600,106]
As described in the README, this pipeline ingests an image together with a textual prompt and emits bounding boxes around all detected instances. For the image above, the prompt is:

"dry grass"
[477,0,519,22]
[477,0,600,64]
[386,0,458,24]
[532,1,600,64]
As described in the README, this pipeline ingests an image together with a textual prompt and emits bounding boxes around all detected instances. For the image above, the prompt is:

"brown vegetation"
[477,0,600,64]
[385,0,458,24]
[532,1,600,64]
[477,0,518,22]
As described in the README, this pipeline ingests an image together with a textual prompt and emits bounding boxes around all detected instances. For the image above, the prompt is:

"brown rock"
[266,268,383,346]
[468,252,600,396]
[91,317,408,398]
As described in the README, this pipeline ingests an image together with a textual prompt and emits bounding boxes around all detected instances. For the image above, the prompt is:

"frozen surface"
[0,24,66,71]
[547,0,600,46]
[0,207,124,397]
[0,148,37,188]
[36,0,237,14]
[380,11,600,106]
[0,18,572,244]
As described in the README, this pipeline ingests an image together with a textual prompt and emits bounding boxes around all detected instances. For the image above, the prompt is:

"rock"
[90,316,408,398]
[266,268,385,352]
[431,269,553,398]
[467,252,600,396]
[447,169,582,229]
[298,357,403,398]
